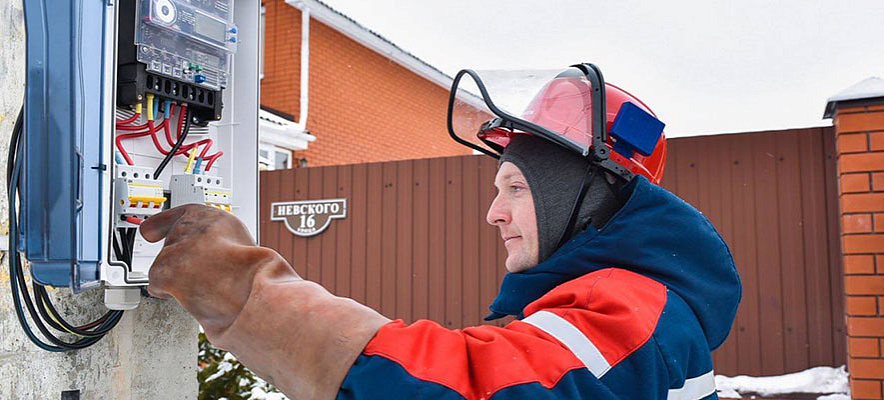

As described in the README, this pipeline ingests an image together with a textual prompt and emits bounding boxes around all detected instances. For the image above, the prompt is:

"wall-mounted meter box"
[21,0,259,310]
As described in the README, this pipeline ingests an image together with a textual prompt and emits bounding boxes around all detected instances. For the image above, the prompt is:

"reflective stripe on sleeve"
[668,370,716,400]
[521,310,612,378]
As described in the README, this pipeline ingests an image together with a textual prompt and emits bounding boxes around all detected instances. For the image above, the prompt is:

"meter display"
[136,0,237,91]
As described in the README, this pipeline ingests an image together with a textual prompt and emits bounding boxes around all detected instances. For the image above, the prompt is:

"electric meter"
[18,0,259,316]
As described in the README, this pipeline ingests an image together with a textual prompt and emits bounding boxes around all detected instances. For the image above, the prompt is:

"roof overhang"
[285,0,454,92]
[259,109,316,151]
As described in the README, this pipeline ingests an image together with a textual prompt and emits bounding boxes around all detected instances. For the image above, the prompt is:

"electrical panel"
[20,0,259,310]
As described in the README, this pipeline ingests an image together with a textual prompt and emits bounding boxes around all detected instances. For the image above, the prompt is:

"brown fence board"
[350,165,368,304]
[412,160,430,321]
[260,127,843,377]
[321,167,338,291]
[776,132,810,373]
[396,161,414,322]
[381,162,398,317]
[754,133,786,375]
[306,167,324,283]
[428,159,447,323]
[365,163,383,311]
[445,157,463,328]
[734,133,763,375]
[336,165,353,298]
[822,129,845,367]
[462,156,481,327]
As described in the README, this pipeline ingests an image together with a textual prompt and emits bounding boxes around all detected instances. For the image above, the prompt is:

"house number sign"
[270,198,347,237]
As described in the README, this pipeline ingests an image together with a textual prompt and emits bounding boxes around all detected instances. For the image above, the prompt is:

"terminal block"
[114,165,167,227]
[170,174,233,212]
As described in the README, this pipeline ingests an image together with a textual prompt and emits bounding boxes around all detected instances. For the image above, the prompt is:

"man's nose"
[486,194,510,226]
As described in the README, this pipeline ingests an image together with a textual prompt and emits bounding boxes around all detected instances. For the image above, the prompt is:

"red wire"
[125,216,144,225]
[114,103,224,169]
[115,129,152,165]
[116,123,149,131]
[204,151,224,171]
[116,113,140,126]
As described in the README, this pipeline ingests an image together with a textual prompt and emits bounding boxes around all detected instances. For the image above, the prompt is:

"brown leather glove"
[141,204,390,399]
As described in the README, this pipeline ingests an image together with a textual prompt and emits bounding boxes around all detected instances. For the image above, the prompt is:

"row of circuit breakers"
[19,0,259,311]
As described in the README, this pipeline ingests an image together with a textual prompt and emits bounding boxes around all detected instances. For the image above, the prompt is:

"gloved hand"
[141,204,390,399]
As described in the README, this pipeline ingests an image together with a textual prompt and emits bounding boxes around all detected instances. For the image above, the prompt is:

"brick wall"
[835,104,884,399]
[261,1,472,166]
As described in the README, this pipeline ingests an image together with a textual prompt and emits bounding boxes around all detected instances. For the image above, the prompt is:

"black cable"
[7,105,123,351]
[5,107,61,351]
[112,230,124,261]
[34,285,119,337]
[153,106,191,179]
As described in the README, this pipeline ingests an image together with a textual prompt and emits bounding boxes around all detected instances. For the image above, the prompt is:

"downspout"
[294,6,310,132]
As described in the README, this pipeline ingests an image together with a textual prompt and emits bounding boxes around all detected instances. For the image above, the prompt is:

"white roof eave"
[285,0,453,92]
[259,113,316,151]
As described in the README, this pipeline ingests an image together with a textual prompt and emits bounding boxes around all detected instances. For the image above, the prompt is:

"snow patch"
[715,365,849,399]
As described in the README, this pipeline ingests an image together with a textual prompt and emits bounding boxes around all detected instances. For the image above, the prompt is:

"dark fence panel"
[260,156,510,329]
[259,126,843,376]
[660,127,844,376]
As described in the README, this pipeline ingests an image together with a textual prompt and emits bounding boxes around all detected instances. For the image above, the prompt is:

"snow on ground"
[716,365,849,399]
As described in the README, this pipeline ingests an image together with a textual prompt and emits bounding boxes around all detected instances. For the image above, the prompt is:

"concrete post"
[827,79,884,399]
[0,1,198,398]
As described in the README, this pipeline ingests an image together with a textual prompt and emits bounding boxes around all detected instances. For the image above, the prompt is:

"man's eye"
[510,185,523,193]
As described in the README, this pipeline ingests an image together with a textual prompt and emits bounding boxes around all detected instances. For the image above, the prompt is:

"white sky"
[319,0,884,137]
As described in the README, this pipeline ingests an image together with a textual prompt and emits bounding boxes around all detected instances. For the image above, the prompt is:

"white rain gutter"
[293,4,310,131]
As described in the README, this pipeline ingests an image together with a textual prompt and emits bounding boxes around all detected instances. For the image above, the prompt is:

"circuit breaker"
[20,0,259,310]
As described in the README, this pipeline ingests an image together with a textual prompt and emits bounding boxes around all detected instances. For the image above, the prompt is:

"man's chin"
[505,257,537,273]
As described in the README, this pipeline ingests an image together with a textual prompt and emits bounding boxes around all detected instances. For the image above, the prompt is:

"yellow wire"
[134,102,142,115]
[184,149,198,173]
[44,304,86,337]
[146,94,154,121]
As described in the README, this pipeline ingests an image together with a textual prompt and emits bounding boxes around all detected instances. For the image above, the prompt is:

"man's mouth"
[503,236,521,244]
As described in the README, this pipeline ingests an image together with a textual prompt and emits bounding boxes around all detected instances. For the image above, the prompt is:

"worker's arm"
[141,205,390,400]
[142,205,714,400]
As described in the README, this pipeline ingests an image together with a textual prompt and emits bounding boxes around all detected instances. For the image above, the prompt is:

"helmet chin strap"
[554,163,596,251]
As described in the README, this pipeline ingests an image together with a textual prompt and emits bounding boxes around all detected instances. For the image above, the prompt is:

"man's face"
[487,162,539,273]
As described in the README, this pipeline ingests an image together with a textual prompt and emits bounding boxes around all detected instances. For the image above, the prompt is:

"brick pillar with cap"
[825,77,884,400]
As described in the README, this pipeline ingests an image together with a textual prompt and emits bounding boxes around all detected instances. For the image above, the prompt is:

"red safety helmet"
[447,64,667,184]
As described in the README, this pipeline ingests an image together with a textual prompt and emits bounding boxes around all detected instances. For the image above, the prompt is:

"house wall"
[261,1,472,166]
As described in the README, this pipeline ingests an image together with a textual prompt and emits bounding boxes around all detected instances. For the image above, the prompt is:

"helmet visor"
[447,68,598,158]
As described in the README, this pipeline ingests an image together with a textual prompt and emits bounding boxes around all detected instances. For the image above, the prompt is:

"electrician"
[141,64,741,399]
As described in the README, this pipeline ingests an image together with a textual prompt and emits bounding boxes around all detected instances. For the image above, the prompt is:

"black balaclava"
[499,135,623,262]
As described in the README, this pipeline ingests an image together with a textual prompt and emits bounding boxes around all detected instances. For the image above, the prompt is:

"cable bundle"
[115,95,224,177]
[7,107,124,351]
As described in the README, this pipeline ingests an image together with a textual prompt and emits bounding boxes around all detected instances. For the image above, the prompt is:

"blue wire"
[193,158,203,174]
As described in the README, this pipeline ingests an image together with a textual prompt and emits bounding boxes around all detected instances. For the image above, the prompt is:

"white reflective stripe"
[521,311,612,378]
[668,370,716,400]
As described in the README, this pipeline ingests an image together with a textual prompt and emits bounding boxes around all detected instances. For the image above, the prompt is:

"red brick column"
[834,102,884,399]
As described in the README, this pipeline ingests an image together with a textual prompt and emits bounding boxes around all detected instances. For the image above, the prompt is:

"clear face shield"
[446,67,603,160]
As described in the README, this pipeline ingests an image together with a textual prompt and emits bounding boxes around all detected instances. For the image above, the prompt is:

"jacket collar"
[484,176,741,351]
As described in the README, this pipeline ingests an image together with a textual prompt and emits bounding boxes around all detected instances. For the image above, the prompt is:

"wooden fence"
[259,126,844,377]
